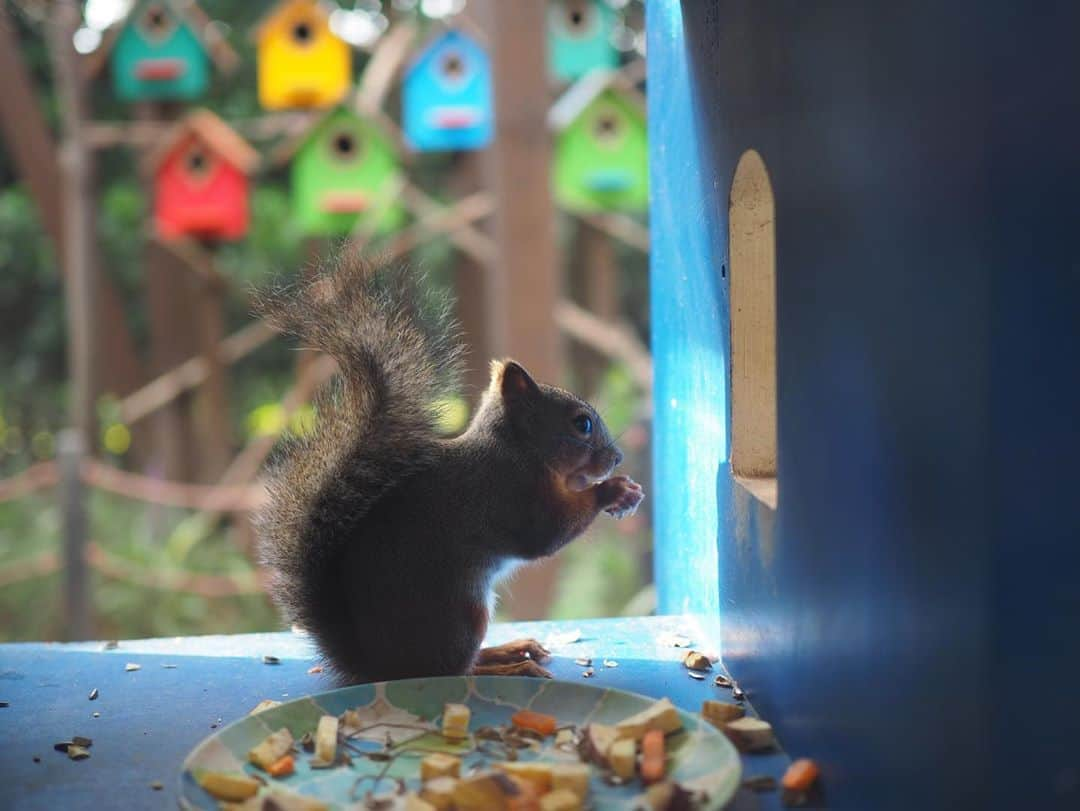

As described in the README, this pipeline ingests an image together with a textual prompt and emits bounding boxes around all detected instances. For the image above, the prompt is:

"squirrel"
[254,254,644,685]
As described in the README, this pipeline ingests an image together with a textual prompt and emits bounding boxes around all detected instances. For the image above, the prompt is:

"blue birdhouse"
[547,0,619,82]
[402,28,493,153]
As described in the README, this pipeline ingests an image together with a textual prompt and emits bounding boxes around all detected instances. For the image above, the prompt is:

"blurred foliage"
[0,0,651,641]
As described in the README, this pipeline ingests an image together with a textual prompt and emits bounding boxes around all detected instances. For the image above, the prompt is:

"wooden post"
[570,219,619,395]
[448,152,494,400]
[476,0,562,620]
[0,2,142,400]
[58,429,91,640]
[47,0,99,446]
[190,266,232,481]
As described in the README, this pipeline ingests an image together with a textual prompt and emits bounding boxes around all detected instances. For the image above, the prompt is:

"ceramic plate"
[179,675,741,809]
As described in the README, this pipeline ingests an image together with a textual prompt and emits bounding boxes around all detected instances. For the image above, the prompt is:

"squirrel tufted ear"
[491,359,539,405]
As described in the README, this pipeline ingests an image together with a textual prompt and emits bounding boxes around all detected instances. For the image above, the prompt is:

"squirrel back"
[255,254,643,684]
[254,255,463,640]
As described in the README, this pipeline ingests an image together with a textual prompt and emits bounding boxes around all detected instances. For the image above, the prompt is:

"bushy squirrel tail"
[252,253,464,630]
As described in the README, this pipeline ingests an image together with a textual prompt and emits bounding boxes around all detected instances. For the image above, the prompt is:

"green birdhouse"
[275,106,406,237]
[84,0,238,102]
[547,0,619,82]
[549,71,648,213]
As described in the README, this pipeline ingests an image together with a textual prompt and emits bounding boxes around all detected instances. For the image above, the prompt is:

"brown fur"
[254,254,643,684]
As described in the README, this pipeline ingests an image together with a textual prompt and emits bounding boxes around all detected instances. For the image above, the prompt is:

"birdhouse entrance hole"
[593,111,624,146]
[439,51,466,82]
[139,3,176,41]
[564,0,594,37]
[328,130,361,164]
[729,148,778,508]
[291,20,314,46]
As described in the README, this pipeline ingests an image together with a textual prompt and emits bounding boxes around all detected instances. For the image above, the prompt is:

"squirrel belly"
[255,256,644,685]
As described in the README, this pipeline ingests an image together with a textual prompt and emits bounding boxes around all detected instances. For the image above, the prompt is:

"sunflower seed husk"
[683,651,713,671]
[150,781,163,791]
[102,640,118,650]
[688,671,706,680]
[732,686,746,701]
[67,745,90,760]
[603,659,618,668]
[262,655,280,665]
[582,667,595,678]
[87,688,98,701]
[574,657,592,667]
[92,712,100,718]
[713,675,733,688]
[124,663,140,672]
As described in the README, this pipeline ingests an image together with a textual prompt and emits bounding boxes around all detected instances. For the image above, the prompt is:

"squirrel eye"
[573,415,593,436]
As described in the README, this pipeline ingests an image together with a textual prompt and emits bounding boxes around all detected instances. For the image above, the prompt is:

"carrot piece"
[510,710,558,737]
[266,754,295,778]
[640,728,666,784]
[781,758,819,792]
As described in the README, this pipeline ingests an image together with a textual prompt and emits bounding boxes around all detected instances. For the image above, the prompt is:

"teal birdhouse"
[85,0,238,102]
[549,71,648,213]
[547,0,619,82]
[275,106,406,237]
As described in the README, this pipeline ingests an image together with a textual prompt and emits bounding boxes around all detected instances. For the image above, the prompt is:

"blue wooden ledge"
[0,616,792,810]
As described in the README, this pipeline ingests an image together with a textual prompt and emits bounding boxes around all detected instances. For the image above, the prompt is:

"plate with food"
[179,676,742,810]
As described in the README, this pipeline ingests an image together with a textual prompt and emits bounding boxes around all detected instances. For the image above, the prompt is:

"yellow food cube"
[314,715,338,764]
[539,789,583,811]
[248,727,294,770]
[550,762,590,799]
[578,723,617,765]
[614,698,683,741]
[421,776,458,810]
[421,752,461,781]
[195,769,261,801]
[701,699,745,728]
[495,761,553,793]
[452,771,511,810]
[609,737,637,780]
[259,792,330,811]
[442,702,471,739]
[404,794,438,811]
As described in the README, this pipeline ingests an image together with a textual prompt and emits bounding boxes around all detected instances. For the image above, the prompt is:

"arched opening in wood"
[729,148,778,507]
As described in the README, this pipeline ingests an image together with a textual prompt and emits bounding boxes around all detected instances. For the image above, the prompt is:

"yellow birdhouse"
[251,0,352,110]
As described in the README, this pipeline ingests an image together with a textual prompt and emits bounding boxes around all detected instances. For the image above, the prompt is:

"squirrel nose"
[612,448,624,467]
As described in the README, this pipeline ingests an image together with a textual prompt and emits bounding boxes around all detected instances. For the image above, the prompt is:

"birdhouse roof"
[547,69,646,132]
[144,109,260,175]
[270,105,401,166]
[84,0,239,78]
[250,0,337,43]
[406,20,489,75]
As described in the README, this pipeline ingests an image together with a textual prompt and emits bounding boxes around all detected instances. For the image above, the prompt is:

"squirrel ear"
[493,360,540,405]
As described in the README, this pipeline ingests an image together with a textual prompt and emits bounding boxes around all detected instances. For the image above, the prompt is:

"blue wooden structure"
[647,1,1080,809]
[546,0,619,82]
[402,28,493,153]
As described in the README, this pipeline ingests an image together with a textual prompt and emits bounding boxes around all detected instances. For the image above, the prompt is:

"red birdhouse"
[146,110,259,241]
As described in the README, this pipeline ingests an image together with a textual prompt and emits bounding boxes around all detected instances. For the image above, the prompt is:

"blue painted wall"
[402,29,493,153]
[648,2,1080,808]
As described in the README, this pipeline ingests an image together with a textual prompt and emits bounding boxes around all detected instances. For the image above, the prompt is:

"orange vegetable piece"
[640,728,666,784]
[266,754,295,778]
[781,758,819,792]
[510,710,558,737]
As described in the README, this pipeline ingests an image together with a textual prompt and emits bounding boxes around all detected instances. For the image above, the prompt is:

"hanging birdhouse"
[251,0,352,110]
[84,0,238,102]
[549,71,648,213]
[547,0,619,82]
[146,110,259,242]
[275,107,406,237]
[402,28,493,152]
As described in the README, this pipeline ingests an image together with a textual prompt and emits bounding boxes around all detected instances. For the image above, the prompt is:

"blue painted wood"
[0,619,788,810]
[648,1,1080,808]
[402,29,493,153]
[646,0,728,620]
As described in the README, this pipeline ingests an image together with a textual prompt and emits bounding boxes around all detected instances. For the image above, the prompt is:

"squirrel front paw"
[598,475,644,519]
